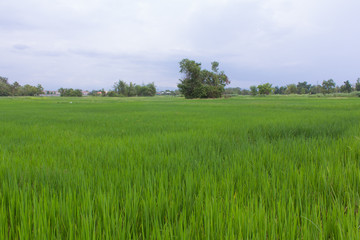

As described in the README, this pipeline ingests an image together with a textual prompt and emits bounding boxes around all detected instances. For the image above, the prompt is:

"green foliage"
[0,76,10,96]
[1,96,360,238]
[250,85,258,96]
[257,83,273,95]
[177,59,229,99]
[340,80,353,93]
[135,83,156,96]
[106,91,118,97]
[309,84,322,94]
[297,81,311,94]
[355,78,360,91]
[114,80,128,96]
[224,87,243,95]
[128,82,136,97]
[286,84,297,94]
[58,88,83,97]
[114,80,156,97]
[0,76,43,96]
[321,79,336,94]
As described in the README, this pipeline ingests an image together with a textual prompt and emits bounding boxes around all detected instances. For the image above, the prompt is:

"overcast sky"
[1,0,360,90]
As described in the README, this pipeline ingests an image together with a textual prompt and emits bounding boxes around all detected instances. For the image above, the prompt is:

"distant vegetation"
[58,88,83,97]
[0,76,44,96]
[2,73,360,99]
[225,78,360,96]
[177,59,230,98]
[86,81,157,97]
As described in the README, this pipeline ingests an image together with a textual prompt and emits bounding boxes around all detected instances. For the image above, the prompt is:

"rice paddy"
[1,96,360,239]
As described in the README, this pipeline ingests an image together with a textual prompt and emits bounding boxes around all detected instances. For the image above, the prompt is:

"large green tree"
[177,59,229,99]
[114,80,128,96]
[257,83,273,95]
[321,79,336,94]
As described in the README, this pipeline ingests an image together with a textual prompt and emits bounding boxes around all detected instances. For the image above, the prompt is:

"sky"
[1,0,360,91]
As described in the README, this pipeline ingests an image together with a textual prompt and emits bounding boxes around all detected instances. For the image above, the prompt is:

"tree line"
[59,81,157,97]
[225,79,360,96]
[111,80,156,97]
[0,76,44,96]
[58,88,83,97]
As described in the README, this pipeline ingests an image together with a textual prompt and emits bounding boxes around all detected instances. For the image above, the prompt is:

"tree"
[296,81,311,94]
[128,82,136,97]
[0,76,10,96]
[106,91,118,97]
[257,83,273,95]
[250,86,258,96]
[58,88,83,97]
[321,79,336,94]
[177,59,229,99]
[286,84,297,94]
[355,78,360,91]
[309,85,320,94]
[10,81,21,96]
[114,80,128,96]
[36,84,44,96]
[21,84,38,96]
[113,80,156,97]
[340,80,353,93]
[225,87,242,95]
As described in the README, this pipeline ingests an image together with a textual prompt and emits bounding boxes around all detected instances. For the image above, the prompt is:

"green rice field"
[1,96,360,239]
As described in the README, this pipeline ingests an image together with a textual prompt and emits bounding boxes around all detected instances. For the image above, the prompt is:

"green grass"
[1,96,360,239]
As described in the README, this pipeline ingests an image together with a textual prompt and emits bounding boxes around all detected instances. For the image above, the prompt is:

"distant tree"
[321,79,336,94]
[309,85,322,94]
[340,80,353,93]
[113,80,156,97]
[286,84,297,94]
[225,87,242,95]
[88,90,101,96]
[250,86,258,96]
[145,82,156,96]
[128,83,136,97]
[296,81,311,94]
[114,80,128,96]
[0,77,45,97]
[274,86,280,95]
[355,78,360,91]
[21,84,38,96]
[280,86,287,94]
[257,83,273,95]
[36,84,44,96]
[75,89,83,97]
[177,59,229,99]
[0,76,10,96]
[274,86,287,95]
[10,81,21,96]
[58,88,83,97]
[241,89,250,95]
[100,88,106,97]
[107,91,118,97]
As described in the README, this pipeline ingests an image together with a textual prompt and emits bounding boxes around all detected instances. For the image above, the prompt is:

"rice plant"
[0,96,360,239]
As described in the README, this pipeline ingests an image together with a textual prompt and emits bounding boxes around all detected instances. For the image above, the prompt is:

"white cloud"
[0,0,360,89]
